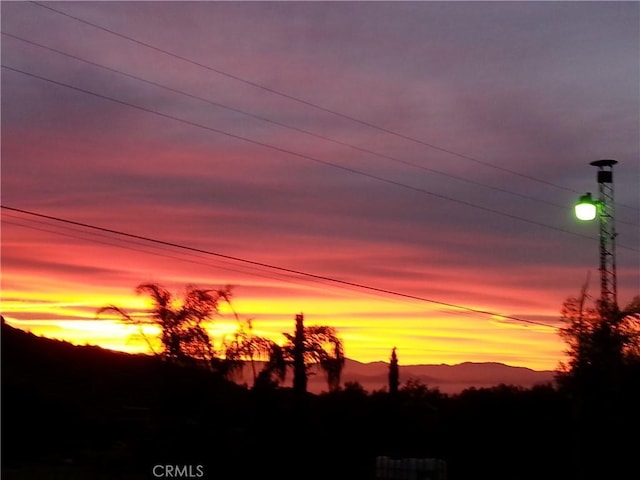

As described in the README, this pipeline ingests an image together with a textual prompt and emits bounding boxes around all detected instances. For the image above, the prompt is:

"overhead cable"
[29,1,638,212]
[4,65,636,252]
[1,205,559,329]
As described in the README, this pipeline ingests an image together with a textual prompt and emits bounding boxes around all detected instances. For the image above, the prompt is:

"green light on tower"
[575,192,597,221]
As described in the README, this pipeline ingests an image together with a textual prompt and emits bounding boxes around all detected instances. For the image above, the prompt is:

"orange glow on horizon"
[1,219,572,373]
[1,290,567,372]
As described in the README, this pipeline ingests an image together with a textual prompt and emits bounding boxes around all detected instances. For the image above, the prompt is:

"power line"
[1,213,420,304]
[4,64,636,252]
[1,205,559,329]
[1,215,276,280]
[5,31,621,226]
[29,0,639,212]
[7,215,506,317]
[6,215,547,334]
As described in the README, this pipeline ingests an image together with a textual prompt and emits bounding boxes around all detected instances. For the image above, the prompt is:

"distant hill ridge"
[1,322,556,394]
[312,358,554,394]
[233,355,556,394]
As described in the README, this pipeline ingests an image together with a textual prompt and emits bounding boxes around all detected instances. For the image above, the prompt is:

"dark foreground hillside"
[1,322,630,480]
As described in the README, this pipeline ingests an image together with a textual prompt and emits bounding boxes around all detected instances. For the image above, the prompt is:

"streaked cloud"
[1,1,638,371]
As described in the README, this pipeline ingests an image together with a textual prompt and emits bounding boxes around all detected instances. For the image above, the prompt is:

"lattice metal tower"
[590,159,618,313]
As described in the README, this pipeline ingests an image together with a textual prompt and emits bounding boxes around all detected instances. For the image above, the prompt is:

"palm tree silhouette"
[98,282,234,367]
[258,313,345,394]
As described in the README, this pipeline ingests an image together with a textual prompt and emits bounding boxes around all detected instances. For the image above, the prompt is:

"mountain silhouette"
[2,321,555,396]
[232,357,555,394]
[1,322,248,478]
[0,322,595,480]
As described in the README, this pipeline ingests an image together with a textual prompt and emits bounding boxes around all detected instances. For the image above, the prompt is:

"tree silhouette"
[388,347,399,395]
[556,289,640,479]
[557,293,640,394]
[292,313,308,395]
[259,313,345,395]
[98,282,235,370]
[223,318,275,383]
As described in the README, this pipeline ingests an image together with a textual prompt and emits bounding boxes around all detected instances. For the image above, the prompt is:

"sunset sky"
[1,1,638,372]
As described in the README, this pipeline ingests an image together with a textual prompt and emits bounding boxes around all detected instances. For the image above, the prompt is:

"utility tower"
[575,159,618,314]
